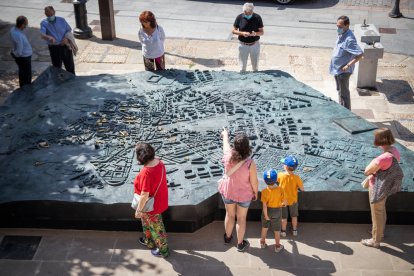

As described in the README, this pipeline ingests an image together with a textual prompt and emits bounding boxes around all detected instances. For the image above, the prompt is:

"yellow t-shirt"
[278,172,303,205]
[261,186,285,208]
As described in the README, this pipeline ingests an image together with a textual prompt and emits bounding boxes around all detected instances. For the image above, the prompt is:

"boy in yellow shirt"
[279,155,304,237]
[261,169,287,253]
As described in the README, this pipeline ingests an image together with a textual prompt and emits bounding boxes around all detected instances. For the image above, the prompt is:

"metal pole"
[73,0,93,39]
[98,0,116,40]
[389,0,403,18]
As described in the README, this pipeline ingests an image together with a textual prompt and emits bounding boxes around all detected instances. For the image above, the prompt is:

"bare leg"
[274,231,281,246]
[224,203,237,239]
[236,205,249,244]
[292,217,298,230]
[261,227,268,244]
[282,219,288,232]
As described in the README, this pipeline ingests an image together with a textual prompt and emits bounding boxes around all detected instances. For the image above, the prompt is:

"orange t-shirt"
[261,186,285,208]
[278,172,303,205]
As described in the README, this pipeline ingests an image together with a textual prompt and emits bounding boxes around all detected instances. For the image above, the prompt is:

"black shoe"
[139,237,147,246]
[237,240,250,252]
[224,233,233,244]
[139,237,155,249]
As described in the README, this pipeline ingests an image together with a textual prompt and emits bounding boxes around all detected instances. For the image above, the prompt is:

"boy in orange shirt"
[260,169,287,253]
[279,155,304,237]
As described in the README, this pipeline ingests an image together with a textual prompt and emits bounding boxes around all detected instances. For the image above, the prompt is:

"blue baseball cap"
[263,169,278,185]
[280,155,298,168]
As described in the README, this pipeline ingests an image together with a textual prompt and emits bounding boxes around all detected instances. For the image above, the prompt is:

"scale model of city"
[0,68,412,206]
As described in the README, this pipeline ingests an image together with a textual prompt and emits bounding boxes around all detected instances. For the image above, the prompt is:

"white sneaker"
[275,244,284,253]
[280,231,286,238]
[292,230,298,236]
[259,240,267,249]
[361,238,380,248]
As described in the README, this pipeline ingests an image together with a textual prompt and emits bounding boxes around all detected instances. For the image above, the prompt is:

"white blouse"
[138,25,165,59]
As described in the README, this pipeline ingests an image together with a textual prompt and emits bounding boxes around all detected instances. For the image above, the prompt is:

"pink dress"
[218,150,254,202]
[369,147,401,188]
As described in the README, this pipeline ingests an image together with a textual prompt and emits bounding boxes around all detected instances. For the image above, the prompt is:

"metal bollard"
[73,0,93,39]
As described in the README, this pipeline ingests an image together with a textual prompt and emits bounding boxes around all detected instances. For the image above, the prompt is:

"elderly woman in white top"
[138,11,166,71]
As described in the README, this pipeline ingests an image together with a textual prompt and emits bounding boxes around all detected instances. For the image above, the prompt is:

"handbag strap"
[225,159,247,177]
[152,165,164,198]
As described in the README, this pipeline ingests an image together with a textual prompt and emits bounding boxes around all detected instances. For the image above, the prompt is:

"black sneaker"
[224,233,233,244]
[139,237,155,249]
[139,237,147,246]
[237,240,250,252]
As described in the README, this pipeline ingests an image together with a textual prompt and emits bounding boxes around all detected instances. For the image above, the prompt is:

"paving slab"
[1,222,413,275]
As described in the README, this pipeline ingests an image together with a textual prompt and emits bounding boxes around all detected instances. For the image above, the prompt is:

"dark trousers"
[334,73,352,110]
[48,45,75,75]
[14,56,32,88]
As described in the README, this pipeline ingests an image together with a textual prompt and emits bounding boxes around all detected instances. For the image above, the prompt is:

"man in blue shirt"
[40,6,75,74]
[10,16,32,88]
[329,15,363,110]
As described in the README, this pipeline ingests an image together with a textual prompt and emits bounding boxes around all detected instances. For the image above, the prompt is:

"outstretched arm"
[222,127,231,153]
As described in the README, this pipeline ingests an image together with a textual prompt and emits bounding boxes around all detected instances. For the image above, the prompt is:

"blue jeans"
[221,194,251,208]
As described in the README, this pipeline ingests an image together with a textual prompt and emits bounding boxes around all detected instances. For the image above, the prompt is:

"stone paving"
[0,222,413,275]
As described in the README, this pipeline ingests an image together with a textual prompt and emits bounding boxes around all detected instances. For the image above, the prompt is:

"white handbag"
[361,176,370,189]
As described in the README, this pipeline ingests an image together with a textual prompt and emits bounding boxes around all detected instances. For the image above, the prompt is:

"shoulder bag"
[370,153,404,203]
[217,159,246,190]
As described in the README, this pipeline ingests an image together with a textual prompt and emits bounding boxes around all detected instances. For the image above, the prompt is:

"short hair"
[373,128,395,146]
[285,165,296,172]
[16,16,27,28]
[135,143,155,165]
[337,15,350,26]
[243,3,254,13]
[139,11,156,28]
[44,6,55,12]
[230,132,252,163]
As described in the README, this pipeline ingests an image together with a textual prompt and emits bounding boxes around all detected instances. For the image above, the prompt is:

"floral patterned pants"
[141,213,169,256]
[143,54,165,71]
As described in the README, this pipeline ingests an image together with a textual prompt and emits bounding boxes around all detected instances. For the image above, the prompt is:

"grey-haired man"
[232,3,264,73]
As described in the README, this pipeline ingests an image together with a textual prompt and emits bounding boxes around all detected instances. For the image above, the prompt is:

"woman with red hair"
[138,11,165,71]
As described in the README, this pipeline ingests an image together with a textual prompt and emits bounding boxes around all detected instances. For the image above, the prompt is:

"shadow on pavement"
[249,240,337,274]
[167,250,232,275]
[377,79,414,104]
[375,120,414,144]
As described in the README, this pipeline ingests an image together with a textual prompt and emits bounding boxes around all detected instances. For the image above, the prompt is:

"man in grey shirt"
[10,16,32,88]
